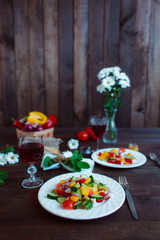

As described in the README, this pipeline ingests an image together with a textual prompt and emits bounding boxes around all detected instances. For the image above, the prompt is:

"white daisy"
[96,84,106,93]
[67,139,79,150]
[0,153,7,166]
[6,152,19,164]
[102,76,115,91]
[62,150,73,158]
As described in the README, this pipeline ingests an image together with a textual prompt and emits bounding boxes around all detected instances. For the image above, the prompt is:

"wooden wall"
[0,0,160,128]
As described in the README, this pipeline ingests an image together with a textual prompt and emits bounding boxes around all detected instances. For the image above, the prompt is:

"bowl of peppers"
[12,111,57,138]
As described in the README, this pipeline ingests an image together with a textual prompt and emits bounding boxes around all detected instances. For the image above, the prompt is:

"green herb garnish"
[1,145,15,154]
[43,156,58,167]
[65,150,90,172]
[0,170,8,186]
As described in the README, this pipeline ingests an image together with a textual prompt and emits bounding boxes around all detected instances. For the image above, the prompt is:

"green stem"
[109,117,114,139]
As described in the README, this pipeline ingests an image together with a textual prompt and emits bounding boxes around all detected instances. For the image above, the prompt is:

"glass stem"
[97,138,100,150]
[27,164,37,181]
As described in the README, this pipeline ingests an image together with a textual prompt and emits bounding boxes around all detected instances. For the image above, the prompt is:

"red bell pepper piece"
[43,114,57,129]
[12,118,24,130]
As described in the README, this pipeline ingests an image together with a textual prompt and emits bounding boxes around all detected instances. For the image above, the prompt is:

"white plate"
[38,172,125,220]
[91,148,147,168]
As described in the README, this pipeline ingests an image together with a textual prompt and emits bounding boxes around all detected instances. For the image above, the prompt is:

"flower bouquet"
[97,66,131,143]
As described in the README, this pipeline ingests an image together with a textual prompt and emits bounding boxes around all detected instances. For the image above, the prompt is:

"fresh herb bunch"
[1,145,15,154]
[43,156,59,167]
[0,170,8,186]
[64,150,90,172]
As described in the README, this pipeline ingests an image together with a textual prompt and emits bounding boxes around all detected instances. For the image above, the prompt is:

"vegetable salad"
[98,148,136,165]
[47,175,110,210]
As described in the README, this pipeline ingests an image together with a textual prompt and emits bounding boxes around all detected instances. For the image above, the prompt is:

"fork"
[149,153,160,166]
[119,176,138,220]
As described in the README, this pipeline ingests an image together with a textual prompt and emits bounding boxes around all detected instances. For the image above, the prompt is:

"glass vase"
[103,109,117,144]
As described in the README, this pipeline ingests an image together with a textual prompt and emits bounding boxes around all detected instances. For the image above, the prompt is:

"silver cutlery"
[149,153,160,166]
[119,176,138,220]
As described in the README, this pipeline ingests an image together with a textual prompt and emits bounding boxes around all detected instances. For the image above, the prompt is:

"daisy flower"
[6,152,19,164]
[67,139,79,150]
[96,84,106,93]
[0,153,7,166]
[62,150,73,158]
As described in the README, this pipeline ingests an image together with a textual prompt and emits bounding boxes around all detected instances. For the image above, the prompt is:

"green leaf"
[43,156,55,167]
[0,179,4,186]
[0,170,8,180]
[78,162,90,169]
[1,145,15,154]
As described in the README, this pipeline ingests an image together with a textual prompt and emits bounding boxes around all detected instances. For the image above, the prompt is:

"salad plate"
[38,172,125,220]
[91,148,147,169]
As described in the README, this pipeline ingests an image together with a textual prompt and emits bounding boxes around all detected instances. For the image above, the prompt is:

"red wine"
[91,125,106,138]
[19,142,44,163]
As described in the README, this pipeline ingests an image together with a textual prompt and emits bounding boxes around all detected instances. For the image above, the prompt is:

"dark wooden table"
[1,127,160,240]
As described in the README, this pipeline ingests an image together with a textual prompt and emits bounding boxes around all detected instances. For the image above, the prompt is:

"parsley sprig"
[64,150,90,172]
[0,170,8,186]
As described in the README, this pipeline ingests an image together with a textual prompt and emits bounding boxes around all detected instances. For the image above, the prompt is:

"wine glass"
[90,116,107,150]
[18,135,44,189]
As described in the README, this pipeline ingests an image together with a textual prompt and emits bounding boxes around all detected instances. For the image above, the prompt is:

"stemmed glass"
[90,116,107,150]
[18,135,44,189]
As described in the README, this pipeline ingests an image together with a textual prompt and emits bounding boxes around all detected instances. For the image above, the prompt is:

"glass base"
[103,137,117,144]
[22,177,43,189]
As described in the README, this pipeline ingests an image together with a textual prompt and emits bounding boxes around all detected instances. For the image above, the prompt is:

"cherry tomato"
[77,131,89,141]
[98,152,102,156]
[56,183,68,197]
[84,128,98,140]
[125,158,133,164]
[119,147,126,153]
[62,200,74,209]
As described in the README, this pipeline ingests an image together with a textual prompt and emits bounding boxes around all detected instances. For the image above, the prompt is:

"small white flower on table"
[62,150,73,158]
[6,152,19,164]
[67,139,79,150]
[0,153,7,166]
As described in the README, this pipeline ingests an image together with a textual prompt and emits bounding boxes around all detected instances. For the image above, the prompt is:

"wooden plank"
[0,3,3,125]
[145,0,160,127]
[116,0,136,127]
[43,0,59,121]
[13,0,31,118]
[59,0,73,127]
[0,0,17,125]
[28,0,45,112]
[131,0,152,127]
[88,0,104,118]
[74,0,88,127]
[103,0,120,67]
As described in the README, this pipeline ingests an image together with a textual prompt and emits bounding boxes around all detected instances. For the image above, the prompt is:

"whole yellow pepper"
[27,111,47,125]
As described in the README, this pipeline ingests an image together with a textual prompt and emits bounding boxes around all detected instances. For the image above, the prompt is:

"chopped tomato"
[99,192,105,198]
[116,154,121,159]
[125,158,133,164]
[88,190,94,197]
[76,178,86,184]
[98,152,102,156]
[104,193,110,200]
[96,199,103,203]
[109,152,116,159]
[119,147,126,153]
[56,183,68,197]
[115,160,121,164]
[62,200,74,209]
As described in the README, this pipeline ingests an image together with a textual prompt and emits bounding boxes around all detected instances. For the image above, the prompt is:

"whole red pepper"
[12,118,24,130]
[43,114,57,129]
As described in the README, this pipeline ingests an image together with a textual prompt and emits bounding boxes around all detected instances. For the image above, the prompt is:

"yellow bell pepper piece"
[60,180,66,184]
[80,186,91,196]
[27,111,47,125]
[84,177,91,185]
[68,181,76,188]
[70,196,79,202]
